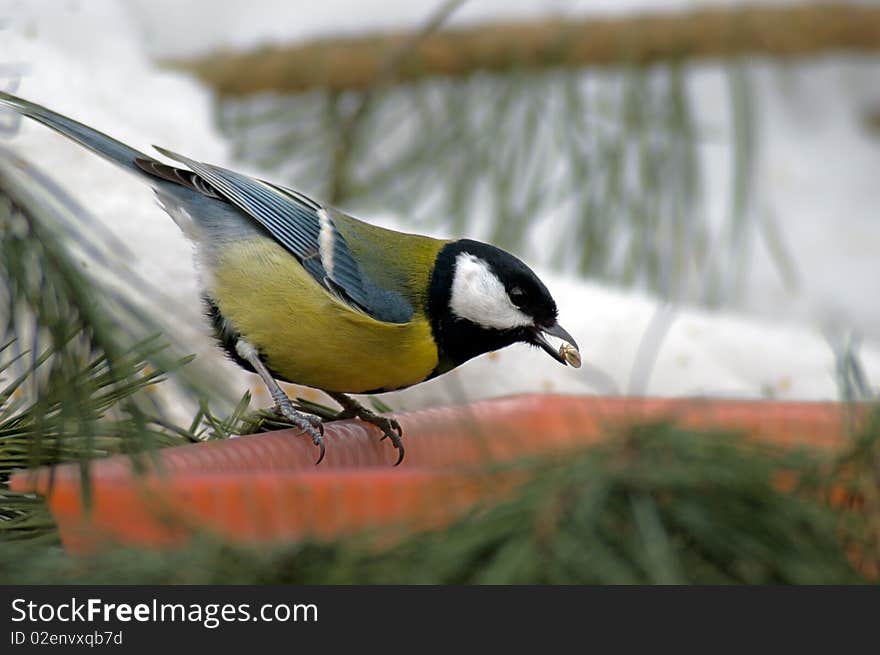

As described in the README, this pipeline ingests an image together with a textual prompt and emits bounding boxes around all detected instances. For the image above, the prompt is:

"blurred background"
[0,0,878,583]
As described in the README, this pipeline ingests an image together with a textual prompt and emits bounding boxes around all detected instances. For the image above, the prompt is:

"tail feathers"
[0,91,155,175]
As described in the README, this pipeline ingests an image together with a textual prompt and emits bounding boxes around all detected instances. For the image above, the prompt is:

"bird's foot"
[274,399,326,464]
[331,394,404,465]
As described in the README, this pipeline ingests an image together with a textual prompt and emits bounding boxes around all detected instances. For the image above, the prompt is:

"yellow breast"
[208,237,439,393]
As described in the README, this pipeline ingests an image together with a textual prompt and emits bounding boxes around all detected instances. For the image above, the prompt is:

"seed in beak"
[559,343,581,368]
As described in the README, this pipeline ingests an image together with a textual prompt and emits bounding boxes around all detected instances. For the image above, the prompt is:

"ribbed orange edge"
[8,395,862,553]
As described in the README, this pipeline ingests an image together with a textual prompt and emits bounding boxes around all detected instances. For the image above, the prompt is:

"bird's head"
[428,239,580,370]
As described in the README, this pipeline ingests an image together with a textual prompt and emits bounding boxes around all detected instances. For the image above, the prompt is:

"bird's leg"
[326,392,405,465]
[234,340,326,464]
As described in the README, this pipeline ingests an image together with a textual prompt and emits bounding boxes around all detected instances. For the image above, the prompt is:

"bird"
[0,90,580,465]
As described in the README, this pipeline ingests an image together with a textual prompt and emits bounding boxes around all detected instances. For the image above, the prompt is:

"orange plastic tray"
[9,394,860,553]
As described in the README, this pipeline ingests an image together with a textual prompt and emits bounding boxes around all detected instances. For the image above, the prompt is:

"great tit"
[0,91,580,464]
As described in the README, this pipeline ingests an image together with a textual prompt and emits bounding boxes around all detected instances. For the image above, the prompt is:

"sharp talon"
[327,393,404,465]
[271,399,326,463]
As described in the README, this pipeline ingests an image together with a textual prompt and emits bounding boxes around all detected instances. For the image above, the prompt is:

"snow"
[0,0,877,419]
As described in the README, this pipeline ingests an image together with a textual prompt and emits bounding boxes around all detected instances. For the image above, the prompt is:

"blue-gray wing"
[152,146,412,324]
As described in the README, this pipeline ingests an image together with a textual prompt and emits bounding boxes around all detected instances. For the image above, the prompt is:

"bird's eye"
[509,286,526,306]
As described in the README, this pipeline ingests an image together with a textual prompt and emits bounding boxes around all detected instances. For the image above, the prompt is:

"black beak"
[531,322,581,368]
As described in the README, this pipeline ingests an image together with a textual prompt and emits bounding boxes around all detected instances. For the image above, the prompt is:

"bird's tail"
[0,91,155,175]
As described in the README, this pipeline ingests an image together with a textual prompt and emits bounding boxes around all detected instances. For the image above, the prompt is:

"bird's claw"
[370,416,405,465]
[392,439,405,466]
[377,417,403,440]
[338,409,404,464]
[274,401,325,465]
[329,395,405,465]
[314,439,326,466]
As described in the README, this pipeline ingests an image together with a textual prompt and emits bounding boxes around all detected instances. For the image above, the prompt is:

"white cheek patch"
[449,253,533,330]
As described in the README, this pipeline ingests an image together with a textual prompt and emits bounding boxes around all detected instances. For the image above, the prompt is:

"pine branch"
[170,4,880,97]
[0,147,248,542]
